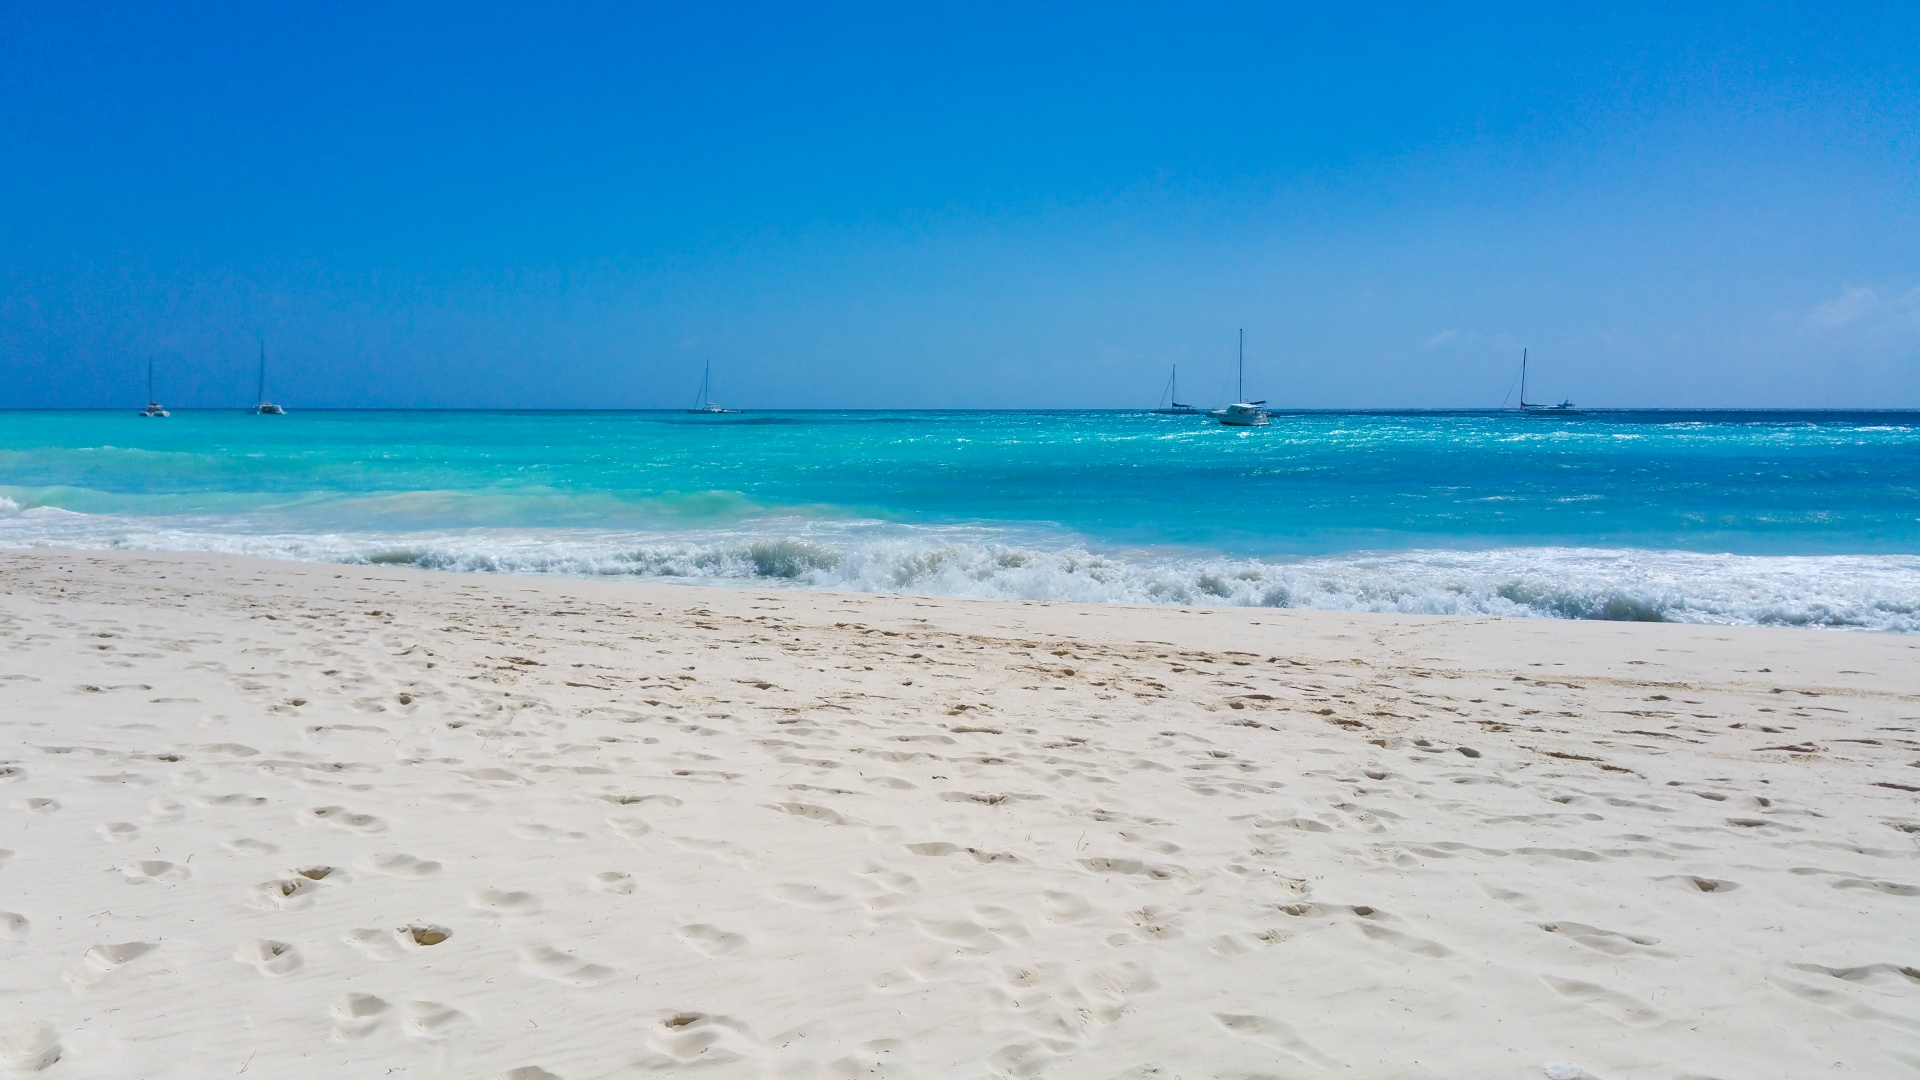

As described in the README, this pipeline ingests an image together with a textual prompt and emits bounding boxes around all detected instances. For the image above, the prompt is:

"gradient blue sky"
[2,2,1916,409]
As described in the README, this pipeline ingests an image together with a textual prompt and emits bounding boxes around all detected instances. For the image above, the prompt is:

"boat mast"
[1520,348,1529,408]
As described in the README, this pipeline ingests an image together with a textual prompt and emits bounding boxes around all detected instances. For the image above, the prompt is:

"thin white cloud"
[1807,285,1880,328]
[1422,329,1459,349]
[1806,284,1920,333]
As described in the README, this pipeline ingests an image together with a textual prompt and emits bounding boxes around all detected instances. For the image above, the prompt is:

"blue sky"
[1,3,1916,408]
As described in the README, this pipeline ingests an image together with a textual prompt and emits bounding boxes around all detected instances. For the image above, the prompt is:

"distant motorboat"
[254,340,285,415]
[1150,365,1199,414]
[688,360,740,414]
[1516,349,1579,414]
[1211,329,1269,427]
[139,359,169,418]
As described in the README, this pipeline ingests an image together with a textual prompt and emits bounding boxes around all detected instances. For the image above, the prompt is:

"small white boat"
[139,359,169,417]
[254,341,285,415]
[1215,401,1269,426]
[688,361,740,414]
[1212,330,1268,427]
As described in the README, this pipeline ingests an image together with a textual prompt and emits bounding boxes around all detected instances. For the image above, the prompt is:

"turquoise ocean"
[3,409,1917,631]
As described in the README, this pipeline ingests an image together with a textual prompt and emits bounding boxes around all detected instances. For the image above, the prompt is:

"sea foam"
[3,506,1915,632]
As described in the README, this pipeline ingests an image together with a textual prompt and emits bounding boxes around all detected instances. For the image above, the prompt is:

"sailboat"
[1516,349,1579,413]
[1150,366,1199,414]
[688,360,740,414]
[138,359,169,417]
[1212,330,1268,427]
[254,340,285,415]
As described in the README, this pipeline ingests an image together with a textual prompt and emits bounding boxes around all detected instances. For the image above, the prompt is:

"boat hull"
[1214,404,1269,427]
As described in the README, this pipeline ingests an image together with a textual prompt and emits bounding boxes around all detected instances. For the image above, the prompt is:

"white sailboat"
[1516,349,1579,414]
[1150,365,1198,414]
[138,359,169,418]
[254,341,285,415]
[1212,330,1268,427]
[688,360,740,414]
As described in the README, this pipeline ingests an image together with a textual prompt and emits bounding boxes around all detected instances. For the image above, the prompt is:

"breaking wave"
[2,504,1916,632]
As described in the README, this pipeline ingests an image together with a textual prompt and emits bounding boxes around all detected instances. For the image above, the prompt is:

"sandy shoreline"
[1,549,1915,1078]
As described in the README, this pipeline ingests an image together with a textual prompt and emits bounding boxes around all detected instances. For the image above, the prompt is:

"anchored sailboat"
[1212,330,1268,427]
[1150,366,1198,414]
[688,361,740,414]
[1516,349,1578,413]
[138,359,169,418]
[254,341,285,415]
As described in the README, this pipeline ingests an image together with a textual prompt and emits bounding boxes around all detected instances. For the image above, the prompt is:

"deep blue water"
[4,409,1918,628]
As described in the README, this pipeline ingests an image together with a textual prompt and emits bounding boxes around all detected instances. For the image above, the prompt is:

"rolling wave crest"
[2,505,1916,631]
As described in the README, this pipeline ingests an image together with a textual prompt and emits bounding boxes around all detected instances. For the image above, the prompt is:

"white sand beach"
[1,549,1915,1079]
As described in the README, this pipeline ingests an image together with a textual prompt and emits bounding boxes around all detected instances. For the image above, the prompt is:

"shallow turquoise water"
[3,409,1917,628]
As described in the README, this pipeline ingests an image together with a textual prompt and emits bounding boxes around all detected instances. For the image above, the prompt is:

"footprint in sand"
[361,853,442,877]
[1660,874,1738,893]
[64,941,155,988]
[1355,920,1450,957]
[399,1001,469,1041]
[519,944,617,986]
[770,884,843,909]
[818,1044,910,1080]
[601,793,681,808]
[1039,891,1094,924]
[250,878,323,911]
[304,805,387,833]
[645,1012,757,1064]
[97,821,139,842]
[1213,1014,1336,1069]
[342,929,406,961]
[913,916,1002,952]
[343,924,451,960]
[606,817,652,842]
[0,1021,61,1074]
[120,859,189,884]
[767,802,847,825]
[1078,857,1176,880]
[1541,976,1663,1027]
[196,793,268,808]
[675,924,746,957]
[1541,921,1665,956]
[0,912,27,941]
[589,871,635,895]
[469,888,542,916]
[330,993,390,1041]
[498,1069,563,1080]
[224,838,279,856]
[397,924,452,949]
[143,797,184,824]
[667,835,757,868]
[10,798,58,813]
[234,939,304,977]
[513,823,589,843]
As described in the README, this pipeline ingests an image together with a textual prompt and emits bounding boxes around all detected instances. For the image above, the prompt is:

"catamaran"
[1212,330,1268,427]
[1150,366,1198,414]
[138,359,169,418]
[254,341,285,415]
[1516,349,1579,413]
[688,360,740,414]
